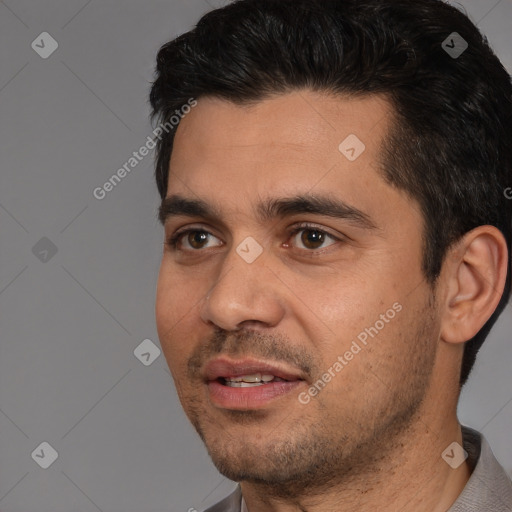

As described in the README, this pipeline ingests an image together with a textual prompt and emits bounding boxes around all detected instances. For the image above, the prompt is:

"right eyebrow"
[158,195,222,225]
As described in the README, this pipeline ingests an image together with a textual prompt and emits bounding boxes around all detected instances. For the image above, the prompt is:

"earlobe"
[440,226,508,345]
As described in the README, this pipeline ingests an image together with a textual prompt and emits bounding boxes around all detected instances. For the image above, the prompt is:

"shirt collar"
[447,426,512,511]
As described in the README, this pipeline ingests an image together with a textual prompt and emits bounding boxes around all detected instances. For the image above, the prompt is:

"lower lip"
[207,380,304,410]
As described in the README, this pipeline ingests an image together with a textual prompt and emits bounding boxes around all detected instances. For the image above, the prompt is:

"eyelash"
[166,223,340,252]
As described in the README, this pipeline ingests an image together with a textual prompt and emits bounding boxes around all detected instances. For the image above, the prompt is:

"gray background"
[0,0,510,511]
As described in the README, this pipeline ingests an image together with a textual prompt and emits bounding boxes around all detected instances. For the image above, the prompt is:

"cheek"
[287,266,381,336]
[156,260,203,331]
[155,271,178,339]
[299,273,407,372]
[155,264,196,371]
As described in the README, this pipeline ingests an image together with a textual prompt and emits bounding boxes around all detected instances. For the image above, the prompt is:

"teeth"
[225,376,244,382]
[226,381,264,387]
[239,374,262,383]
[223,373,277,386]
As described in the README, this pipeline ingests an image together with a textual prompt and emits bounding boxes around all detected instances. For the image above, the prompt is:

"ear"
[440,226,509,344]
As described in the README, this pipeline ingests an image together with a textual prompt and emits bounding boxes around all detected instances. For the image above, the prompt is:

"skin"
[155,91,508,511]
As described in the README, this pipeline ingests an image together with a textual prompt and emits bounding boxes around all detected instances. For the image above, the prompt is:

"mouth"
[219,373,290,387]
[202,357,307,410]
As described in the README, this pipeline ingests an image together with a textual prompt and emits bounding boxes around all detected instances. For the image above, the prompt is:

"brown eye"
[168,229,223,251]
[187,231,209,249]
[292,228,337,250]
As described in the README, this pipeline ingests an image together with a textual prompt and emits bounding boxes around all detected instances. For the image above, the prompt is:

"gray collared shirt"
[202,426,512,511]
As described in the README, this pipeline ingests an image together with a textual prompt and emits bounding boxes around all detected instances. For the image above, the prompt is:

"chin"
[208,444,306,484]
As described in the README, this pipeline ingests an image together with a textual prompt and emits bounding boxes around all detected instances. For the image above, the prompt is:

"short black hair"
[149,0,512,387]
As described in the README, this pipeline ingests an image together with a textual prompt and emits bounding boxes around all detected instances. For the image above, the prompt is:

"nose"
[199,244,286,331]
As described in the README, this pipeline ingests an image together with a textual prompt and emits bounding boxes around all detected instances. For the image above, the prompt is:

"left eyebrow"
[256,194,378,230]
[158,193,377,230]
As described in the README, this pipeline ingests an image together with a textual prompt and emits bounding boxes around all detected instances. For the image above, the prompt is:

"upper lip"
[203,357,306,382]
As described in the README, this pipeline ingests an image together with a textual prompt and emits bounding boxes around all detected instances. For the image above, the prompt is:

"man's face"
[156,91,440,488]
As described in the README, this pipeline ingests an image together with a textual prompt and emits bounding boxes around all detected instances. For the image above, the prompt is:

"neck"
[240,413,470,512]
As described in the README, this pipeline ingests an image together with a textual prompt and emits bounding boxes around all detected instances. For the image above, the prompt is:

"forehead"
[172,90,392,161]
[166,91,405,221]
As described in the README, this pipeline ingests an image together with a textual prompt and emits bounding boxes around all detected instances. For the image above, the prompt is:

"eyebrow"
[159,193,377,230]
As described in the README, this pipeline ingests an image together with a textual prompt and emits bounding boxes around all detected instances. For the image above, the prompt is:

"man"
[150,0,512,510]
